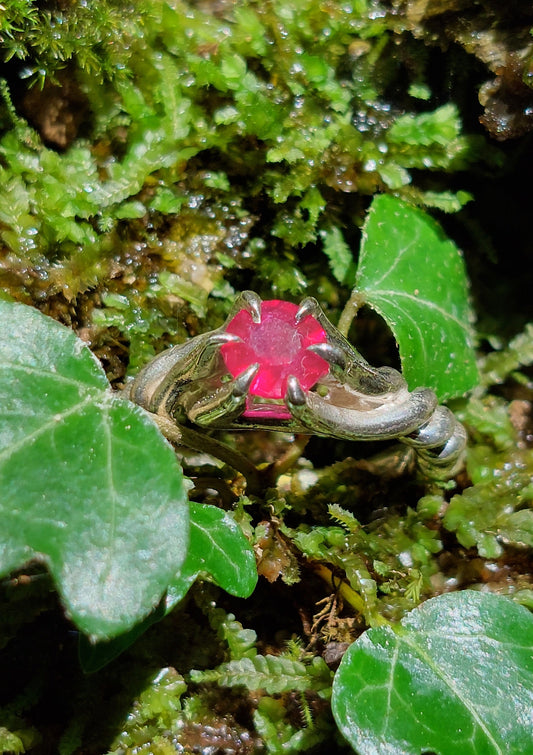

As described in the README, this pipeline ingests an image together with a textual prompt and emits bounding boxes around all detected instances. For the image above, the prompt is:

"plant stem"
[337,289,366,337]
[312,563,366,614]
[269,434,310,481]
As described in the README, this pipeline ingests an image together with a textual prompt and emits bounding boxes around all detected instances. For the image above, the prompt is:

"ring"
[127,291,467,480]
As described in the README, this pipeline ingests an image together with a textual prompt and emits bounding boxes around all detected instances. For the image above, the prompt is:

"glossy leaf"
[332,591,533,755]
[161,501,259,610]
[0,301,189,640]
[356,195,478,400]
[180,502,257,596]
[79,501,257,671]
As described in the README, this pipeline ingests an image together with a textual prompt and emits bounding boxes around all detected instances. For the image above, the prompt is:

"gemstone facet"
[220,300,329,402]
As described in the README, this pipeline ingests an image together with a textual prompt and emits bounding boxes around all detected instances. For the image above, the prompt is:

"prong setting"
[295,297,320,324]
[307,342,347,371]
[239,290,262,323]
[206,331,242,347]
[127,292,467,480]
[232,363,260,397]
[286,375,306,406]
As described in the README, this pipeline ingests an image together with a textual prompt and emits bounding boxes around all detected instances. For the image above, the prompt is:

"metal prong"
[206,331,242,346]
[295,296,320,324]
[286,375,306,406]
[198,331,243,368]
[307,342,346,370]
[232,363,260,397]
[239,291,262,323]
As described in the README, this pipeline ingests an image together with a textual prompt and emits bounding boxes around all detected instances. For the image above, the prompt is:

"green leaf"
[79,501,257,670]
[114,200,146,219]
[0,728,25,755]
[480,322,533,387]
[180,502,258,598]
[220,53,248,88]
[0,301,189,640]
[165,502,258,605]
[408,83,431,101]
[356,195,478,400]
[377,162,411,190]
[443,465,533,557]
[332,591,533,755]
[417,189,473,213]
[149,187,185,214]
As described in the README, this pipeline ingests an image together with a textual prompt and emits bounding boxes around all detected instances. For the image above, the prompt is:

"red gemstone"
[220,300,329,400]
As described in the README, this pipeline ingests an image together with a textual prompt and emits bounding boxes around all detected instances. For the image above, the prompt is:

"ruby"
[220,300,329,401]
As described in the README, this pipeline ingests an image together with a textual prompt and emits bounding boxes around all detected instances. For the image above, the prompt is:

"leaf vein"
[401,634,504,754]
[363,227,420,290]
[0,395,95,464]
[369,290,468,332]
[0,362,102,390]
[192,522,239,578]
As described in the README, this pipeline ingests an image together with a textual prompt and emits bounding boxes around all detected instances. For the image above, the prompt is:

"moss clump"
[1,0,494,341]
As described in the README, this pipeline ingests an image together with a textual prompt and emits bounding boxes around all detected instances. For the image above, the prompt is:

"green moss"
[1,2,532,752]
[1,0,137,85]
[1,0,493,320]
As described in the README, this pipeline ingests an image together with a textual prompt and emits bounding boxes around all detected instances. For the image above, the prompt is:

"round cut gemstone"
[221,300,329,399]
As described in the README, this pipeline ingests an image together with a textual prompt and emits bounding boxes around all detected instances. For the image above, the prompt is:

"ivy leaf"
[332,591,533,755]
[80,502,257,671]
[0,301,189,640]
[178,502,258,597]
[356,195,478,400]
[163,501,259,608]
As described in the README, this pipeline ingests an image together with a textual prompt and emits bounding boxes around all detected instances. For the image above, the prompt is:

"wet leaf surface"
[181,502,258,597]
[80,502,257,671]
[332,591,533,755]
[356,195,479,400]
[0,301,189,640]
